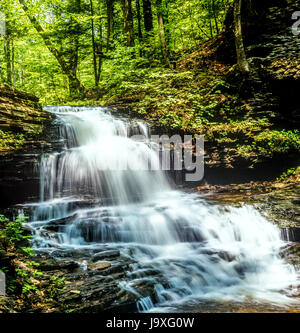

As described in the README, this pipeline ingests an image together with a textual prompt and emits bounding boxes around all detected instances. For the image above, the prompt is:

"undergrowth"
[0,215,65,311]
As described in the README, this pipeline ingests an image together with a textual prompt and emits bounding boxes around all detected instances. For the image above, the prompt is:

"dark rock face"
[248,1,300,124]
[0,85,63,209]
[0,83,44,133]
[223,0,300,124]
[0,125,63,209]
[92,250,121,262]
[191,0,300,186]
[32,249,144,313]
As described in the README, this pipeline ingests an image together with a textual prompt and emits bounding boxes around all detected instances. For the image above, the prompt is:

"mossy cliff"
[0,83,51,152]
[0,84,53,209]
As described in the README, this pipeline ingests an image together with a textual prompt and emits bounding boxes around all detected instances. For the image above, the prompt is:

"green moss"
[0,124,47,151]
[0,215,65,308]
[253,130,300,156]
[0,130,25,150]
[235,129,300,159]
[100,66,243,134]
[87,60,299,165]
[278,167,298,181]
[0,215,31,252]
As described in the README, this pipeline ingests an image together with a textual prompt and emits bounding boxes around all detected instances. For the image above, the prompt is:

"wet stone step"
[127,268,162,279]
[37,259,80,272]
[86,261,131,278]
[92,250,121,261]
[88,261,111,271]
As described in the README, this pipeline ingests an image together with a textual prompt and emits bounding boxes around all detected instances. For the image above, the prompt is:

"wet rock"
[180,227,205,243]
[92,250,120,262]
[100,262,130,276]
[280,244,300,270]
[218,251,236,262]
[60,275,139,313]
[37,259,80,272]
[49,249,92,260]
[88,261,111,271]
[73,222,122,243]
[280,228,300,243]
[43,216,74,232]
[130,280,158,301]
[128,268,162,279]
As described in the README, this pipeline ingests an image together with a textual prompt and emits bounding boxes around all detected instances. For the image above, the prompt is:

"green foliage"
[0,214,66,300]
[0,0,297,166]
[0,215,31,251]
[236,129,300,159]
[0,214,36,295]
[0,130,25,150]
[279,168,297,181]
[252,130,300,157]
[102,66,243,134]
[0,0,232,102]
[21,247,35,257]
[47,276,66,299]
[15,261,43,295]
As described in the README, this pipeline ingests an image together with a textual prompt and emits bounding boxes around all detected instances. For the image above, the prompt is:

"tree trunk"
[136,0,143,43]
[156,0,169,66]
[68,0,81,96]
[4,35,12,86]
[90,0,100,87]
[233,0,249,73]
[122,0,135,46]
[106,0,114,51]
[142,0,153,35]
[12,39,16,88]
[97,13,103,84]
[4,16,12,86]
[212,0,219,34]
[18,0,85,97]
[19,69,24,87]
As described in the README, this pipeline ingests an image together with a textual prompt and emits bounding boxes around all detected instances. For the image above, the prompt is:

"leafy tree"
[18,0,86,98]
[0,0,233,102]
[233,0,249,73]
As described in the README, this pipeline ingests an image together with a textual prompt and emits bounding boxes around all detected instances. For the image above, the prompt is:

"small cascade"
[39,107,168,205]
[137,297,155,313]
[24,105,299,312]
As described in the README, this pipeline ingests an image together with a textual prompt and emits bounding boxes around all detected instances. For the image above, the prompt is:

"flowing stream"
[25,106,299,312]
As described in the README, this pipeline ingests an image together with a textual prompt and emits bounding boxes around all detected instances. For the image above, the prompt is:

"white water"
[27,106,299,312]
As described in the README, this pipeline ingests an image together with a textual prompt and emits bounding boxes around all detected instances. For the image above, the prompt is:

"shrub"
[253,130,300,157]
[0,130,25,150]
[0,215,31,252]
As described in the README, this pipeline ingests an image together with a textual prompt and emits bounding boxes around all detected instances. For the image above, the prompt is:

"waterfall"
[40,106,169,205]
[27,106,298,312]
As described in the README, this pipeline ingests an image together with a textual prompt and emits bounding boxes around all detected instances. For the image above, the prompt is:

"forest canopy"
[0,0,233,103]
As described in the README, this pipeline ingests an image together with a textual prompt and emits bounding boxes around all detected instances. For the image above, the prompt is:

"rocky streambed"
[21,181,298,314]
[1,105,300,314]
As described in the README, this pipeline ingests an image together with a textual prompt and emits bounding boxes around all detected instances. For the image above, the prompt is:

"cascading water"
[26,106,299,312]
